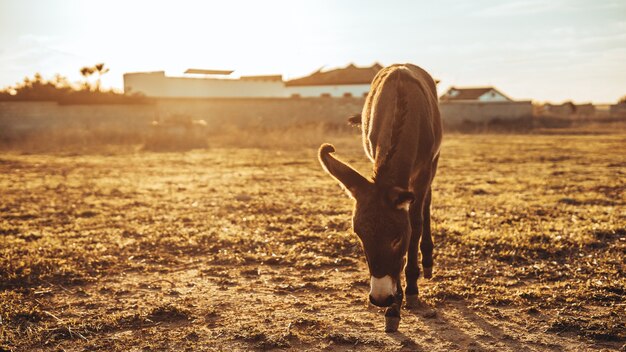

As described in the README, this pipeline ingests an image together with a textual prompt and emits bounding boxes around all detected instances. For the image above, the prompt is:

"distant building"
[440,87,513,102]
[123,69,286,98]
[573,103,595,118]
[610,102,626,116]
[541,101,576,116]
[438,86,533,123]
[123,63,441,99]
[540,101,596,118]
[285,63,383,98]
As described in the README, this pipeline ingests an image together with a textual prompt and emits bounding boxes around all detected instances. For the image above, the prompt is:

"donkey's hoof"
[385,316,400,332]
[405,294,420,309]
[423,266,433,279]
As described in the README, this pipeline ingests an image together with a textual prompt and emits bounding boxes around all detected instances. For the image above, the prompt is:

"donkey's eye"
[391,236,402,250]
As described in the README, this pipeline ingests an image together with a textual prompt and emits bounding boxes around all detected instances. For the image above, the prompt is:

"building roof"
[440,87,512,101]
[240,75,283,82]
[124,71,165,76]
[286,63,384,87]
[184,69,234,75]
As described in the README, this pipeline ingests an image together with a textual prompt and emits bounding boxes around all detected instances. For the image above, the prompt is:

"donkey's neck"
[373,153,414,189]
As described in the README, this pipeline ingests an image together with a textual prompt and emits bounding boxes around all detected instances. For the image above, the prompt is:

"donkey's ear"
[347,113,361,126]
[388,187,415,211]
[318,143,370,198]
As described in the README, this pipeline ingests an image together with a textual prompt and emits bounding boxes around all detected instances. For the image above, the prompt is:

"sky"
[0,0,624,103]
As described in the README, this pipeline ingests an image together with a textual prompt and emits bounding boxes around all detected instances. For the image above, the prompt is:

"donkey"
[318,64,442,332]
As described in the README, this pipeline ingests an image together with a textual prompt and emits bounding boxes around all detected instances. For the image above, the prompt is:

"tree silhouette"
[619,95,626,104]
[0,73,72,101]
[1,66,147,104]
[80,66,96,90]
[93,63,110,92]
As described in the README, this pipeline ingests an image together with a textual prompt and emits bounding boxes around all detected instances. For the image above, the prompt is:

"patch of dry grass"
[0,121,358,154]
[0,131,624,351]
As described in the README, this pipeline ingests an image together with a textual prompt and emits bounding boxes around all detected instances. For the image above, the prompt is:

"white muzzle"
[369,275,396,303]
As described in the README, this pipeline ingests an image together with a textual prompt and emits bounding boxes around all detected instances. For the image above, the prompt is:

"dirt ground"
[1,132,625,351]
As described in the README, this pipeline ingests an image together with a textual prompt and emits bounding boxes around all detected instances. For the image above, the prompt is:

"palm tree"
[93,63,110,92]
[80,66,95,90]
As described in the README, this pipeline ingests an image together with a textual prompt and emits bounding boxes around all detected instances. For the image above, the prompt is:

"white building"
[123,64,435,99]
[123,69,286,98]
[285,63,383,98]
[440,87,512,102]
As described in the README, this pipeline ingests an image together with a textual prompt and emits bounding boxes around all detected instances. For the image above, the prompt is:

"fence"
[0,98,539,139]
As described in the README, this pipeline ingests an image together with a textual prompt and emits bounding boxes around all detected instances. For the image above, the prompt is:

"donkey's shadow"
[387,330,427,351]
[390,300,547,351]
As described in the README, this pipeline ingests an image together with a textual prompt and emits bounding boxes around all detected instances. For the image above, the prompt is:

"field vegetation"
[0,122,624,351]
[0,65,147,105]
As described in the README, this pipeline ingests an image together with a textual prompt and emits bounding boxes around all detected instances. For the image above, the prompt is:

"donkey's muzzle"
[369,294,395,307]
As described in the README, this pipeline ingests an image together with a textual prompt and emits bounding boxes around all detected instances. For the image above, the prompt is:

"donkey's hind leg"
[404,206,421,287]
[421,156,439,279]
[421,189,434,279]
[405,189,426,308]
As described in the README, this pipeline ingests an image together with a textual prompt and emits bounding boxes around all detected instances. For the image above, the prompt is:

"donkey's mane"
[373,83,408,184]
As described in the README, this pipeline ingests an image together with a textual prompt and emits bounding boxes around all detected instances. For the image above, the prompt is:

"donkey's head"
[319,144,414,307]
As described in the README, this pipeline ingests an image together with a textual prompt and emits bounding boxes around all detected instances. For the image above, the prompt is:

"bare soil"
[1,132,624,351]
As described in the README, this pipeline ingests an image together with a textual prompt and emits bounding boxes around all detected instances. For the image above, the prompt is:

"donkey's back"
[361,64,441,186]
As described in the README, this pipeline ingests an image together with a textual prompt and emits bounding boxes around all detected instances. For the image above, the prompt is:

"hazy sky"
[0,0,624,103]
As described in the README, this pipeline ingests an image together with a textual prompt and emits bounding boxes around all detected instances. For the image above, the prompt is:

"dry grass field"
[1,129,625,351]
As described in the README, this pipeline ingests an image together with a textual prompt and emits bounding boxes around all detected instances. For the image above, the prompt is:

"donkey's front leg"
[384,282,403,332]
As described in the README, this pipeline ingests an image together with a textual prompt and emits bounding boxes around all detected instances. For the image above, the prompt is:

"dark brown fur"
[319,64,442,331]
